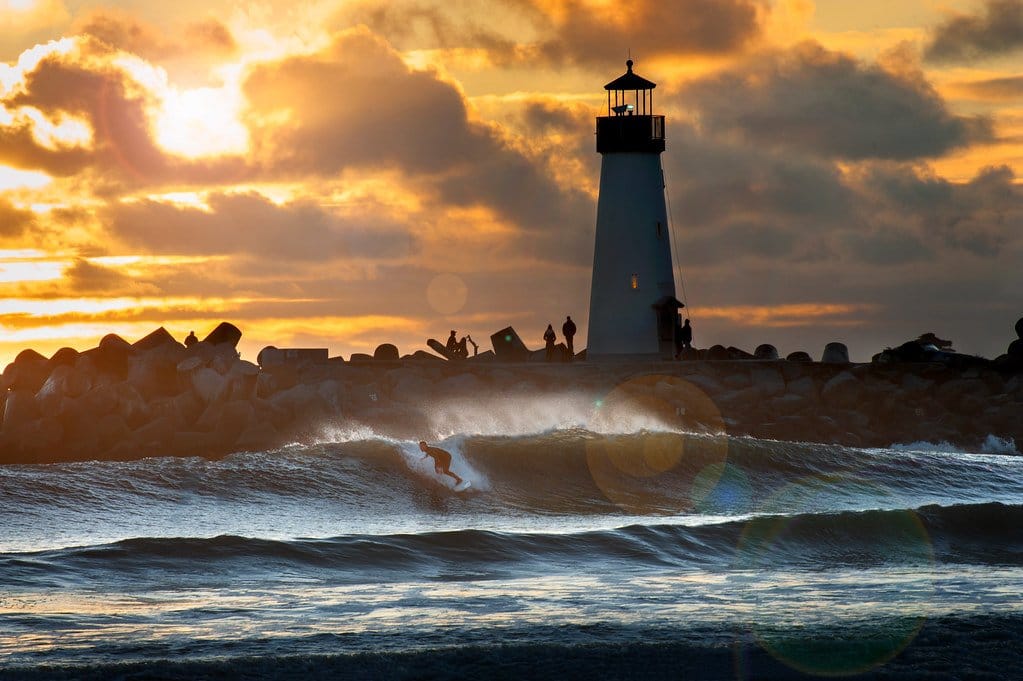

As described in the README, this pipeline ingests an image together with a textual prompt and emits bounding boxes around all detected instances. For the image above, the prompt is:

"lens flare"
[584,375,728,513]
[426,273,468,315]
[734,475,935,676]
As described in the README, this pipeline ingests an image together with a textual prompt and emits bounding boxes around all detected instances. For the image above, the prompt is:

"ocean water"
[2,416,1023,679]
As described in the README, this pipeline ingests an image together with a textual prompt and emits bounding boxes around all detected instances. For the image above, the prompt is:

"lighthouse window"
[631,274,639,290]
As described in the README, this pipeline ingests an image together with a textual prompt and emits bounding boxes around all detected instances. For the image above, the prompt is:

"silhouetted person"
[678,318,693,357]
[419,441,463,485]
[465,335,479,357]
[562,316,577,357]
[454,336,468,359]
[543,324,557,361]
[184,331,198,347]
[446,330,458,357]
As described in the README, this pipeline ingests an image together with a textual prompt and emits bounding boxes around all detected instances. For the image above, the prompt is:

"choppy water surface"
[2,425,1022,679]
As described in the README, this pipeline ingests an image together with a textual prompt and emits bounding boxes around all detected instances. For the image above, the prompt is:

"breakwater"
[2,327,1021,464]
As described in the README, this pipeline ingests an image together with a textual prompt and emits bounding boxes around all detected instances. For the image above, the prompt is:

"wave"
[3,503,1021,589]
[3,430,1023,519]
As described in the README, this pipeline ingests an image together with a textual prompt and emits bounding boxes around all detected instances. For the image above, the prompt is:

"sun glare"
[155,85,249,158]
[20,107,92,150]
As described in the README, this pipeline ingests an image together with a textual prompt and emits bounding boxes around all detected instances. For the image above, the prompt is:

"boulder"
[750,366,786,398]
[132,327,181,352]
[409,350,444,361]
[490,326,530,362]
[227,361,260,401]
[679,347,700,361]
[786,375,819,401]
[35,365,77,413]
[235,421,281,452]
[1008,338,1023,358]
[786,351,812,362]
[727,346,755,360]
[202,322,242,348]
[1015,316,1023,339]
[2,357,49,393]
[86,334,133,378]
[349,353,374,363]
[2,389,41,431]
[706,345,729,361]
[821,342,850,364]
[821,371,862,409]
[754,344,779,360]
[374,343,400,361]
[127,347,184,400]
[14,348,47,364]
[191,367,228,404]
[46,347,79,370]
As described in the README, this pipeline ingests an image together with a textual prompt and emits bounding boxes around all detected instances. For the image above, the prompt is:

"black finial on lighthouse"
[626,59,633,71]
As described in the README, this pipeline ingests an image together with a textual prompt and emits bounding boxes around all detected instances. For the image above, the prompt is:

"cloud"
[105,191,417,262]
[953,75,1023,100]
[0,198,34,238]
[242,28,594,263]
[341,0,766,66]
[680,42,991,160]
[925,0,1023,62]
[72,9,237,62]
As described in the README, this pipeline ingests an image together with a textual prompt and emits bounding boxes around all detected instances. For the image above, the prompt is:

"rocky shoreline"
[2,324,1022,464]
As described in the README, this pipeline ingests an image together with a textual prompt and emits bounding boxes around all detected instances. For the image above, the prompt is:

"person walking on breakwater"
[562,316,576,358]
[680,318,692,350]
[184,331,198,347]
[543,324,557,362]
[419,441,464,486]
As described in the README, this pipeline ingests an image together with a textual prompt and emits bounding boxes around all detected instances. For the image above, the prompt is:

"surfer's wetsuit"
[418,442,464,485]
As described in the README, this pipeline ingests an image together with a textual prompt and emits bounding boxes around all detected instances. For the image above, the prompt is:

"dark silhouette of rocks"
[754,344,779,360]
[490,327,530,362]
[3,318,1023,465]
[202,322,242,347]
[821,342,850,364]
[374,344,400,361]
[786,351,812,362]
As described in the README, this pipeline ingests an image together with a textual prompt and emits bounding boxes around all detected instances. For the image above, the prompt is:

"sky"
[1,0,1021,365]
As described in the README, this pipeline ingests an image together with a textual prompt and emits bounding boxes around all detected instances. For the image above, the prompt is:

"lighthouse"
[587,59,681,359]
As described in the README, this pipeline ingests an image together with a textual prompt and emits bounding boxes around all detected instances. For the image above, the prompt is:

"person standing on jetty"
[184,331,198,347]
[543,324,557,361]
[418,441,464,486]
[562,316,577,358]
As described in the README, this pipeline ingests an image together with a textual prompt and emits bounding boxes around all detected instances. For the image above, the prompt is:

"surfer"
[418,441,464,486]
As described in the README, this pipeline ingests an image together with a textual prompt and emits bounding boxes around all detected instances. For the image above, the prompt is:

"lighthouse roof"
[604,59,656,91]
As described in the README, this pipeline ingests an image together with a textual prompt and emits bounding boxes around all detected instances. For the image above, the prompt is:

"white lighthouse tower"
[587,60,681,359]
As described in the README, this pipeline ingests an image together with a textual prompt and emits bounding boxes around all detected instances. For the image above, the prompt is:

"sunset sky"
[1,0,1021,365]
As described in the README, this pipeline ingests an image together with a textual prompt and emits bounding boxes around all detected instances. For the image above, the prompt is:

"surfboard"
[454,480,472,492]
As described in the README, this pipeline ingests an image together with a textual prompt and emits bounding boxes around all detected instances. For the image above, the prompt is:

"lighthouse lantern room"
[587,60,681,359]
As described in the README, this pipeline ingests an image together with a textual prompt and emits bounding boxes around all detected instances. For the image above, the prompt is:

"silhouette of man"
[562,316,577,357]
[184,331,198,347]
[446,330,458,357]
[419,441,464,485]
[679,319,695,349]
[543,323,557,362]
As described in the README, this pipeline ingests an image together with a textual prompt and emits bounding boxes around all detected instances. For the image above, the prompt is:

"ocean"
[2,415,1022,679]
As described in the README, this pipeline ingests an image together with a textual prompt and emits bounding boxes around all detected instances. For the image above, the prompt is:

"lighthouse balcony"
[596,115,665,154]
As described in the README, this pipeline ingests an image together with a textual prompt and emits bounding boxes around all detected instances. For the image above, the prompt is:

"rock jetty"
[2,322,1022,464]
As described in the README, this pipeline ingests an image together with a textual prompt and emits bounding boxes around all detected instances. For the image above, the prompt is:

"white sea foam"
[426,392,677,439]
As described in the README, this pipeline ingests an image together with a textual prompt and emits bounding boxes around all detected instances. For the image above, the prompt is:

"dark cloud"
[679,42,991,161]
[340,0,765,66]
[520,0,766,66]
[0,198,34,238]
[106,192,418,261]
[925,0,1023,62]
[72,9,237,61]
[954,75,1023,99]
[63,258,132,292]
[243,28,593,263]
